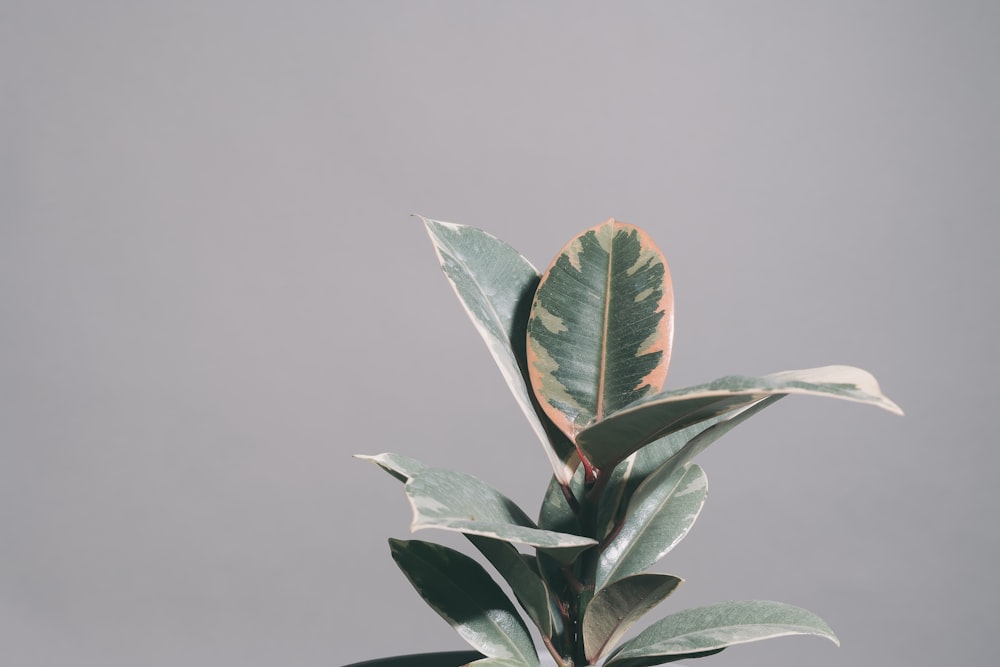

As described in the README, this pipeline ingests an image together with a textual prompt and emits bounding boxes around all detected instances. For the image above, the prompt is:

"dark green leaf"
[467,535,558,638]
[583,573,682,663]
[389,539,539,666]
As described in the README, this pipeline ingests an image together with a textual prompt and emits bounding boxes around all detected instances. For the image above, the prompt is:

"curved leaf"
[389,539,539,667]
[420,216,578,484]
[583,573,683,663]
[527,219,674,444]
[596,396,783,538]
[596,464,707,589]
[406,469,596,561]
[578,365,903,469]
[467,535,558,638]
[604,600,838,667]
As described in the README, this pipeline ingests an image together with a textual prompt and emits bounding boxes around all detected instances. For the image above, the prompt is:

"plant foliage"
[359,217,902,667]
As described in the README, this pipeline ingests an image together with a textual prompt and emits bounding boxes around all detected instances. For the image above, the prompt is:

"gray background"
[2,2,997,666]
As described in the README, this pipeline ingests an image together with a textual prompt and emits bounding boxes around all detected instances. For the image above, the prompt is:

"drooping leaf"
[603,600,838,667]
[596,397,783,538]
[467,535,558,638]
[355,452,429,482]
[596,464,707,589]
[405,468,596,561]
[420,216,578,484]
[583,573,683,663]
[578,365,903,470]
[527,219,674,446]
[389,539,539,667]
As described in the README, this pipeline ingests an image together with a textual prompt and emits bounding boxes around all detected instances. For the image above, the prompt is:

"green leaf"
[604,600,838,667]
[596,464,707,589]
[389,539,539,667]
[466,659,534,667]
[583,573,683,663]
[596,396,784,538]
[578,365,903,470]
[420,216,578,485]
[527,219,674,446]
[405,468,596,561]
[467,535,558,638]
[537,466,586,536]
[355,452,428,482]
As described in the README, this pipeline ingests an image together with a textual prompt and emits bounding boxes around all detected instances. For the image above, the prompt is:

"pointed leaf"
[527,219,674,444]
[389,539,539,667]
[406,469,596,561]
[583,574,683,663]
[604,600,838,667]
[355,452,428,482]
[420,216,578,484]
[579,365,903,469]
[597,464,707,589]
[467,535,558,638]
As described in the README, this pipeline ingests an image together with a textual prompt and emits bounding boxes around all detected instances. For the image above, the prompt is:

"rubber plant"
[359,217,901,667]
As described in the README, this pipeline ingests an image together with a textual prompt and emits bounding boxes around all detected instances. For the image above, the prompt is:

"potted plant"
[355,217,901,667]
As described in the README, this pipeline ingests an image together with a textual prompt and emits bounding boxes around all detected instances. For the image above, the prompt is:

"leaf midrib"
[595,225,615,421]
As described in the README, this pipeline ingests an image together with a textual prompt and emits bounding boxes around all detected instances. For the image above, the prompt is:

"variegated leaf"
[389,539,539,667]
[596,464,707,589]
[355,452,428,482]
[527,219,674,447]
[405,469,596,561]
[420,216,578,484]
[578,365,903,470]
[583,573,683,663]
[596,397,783,538]
[603,600,838,667]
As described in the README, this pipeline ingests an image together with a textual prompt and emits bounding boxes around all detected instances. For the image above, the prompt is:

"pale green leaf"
[604,600,838,667]
[355,452,428,483]
[583,573,683,663]
[596,464,707,589]
[389,539,539,667]
[405,469,596,561]
[527,219,674,444]
[578,365,903,469]
[420,216,578,484]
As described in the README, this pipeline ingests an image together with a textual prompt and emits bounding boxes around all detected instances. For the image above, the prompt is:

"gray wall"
[2,2,997,666]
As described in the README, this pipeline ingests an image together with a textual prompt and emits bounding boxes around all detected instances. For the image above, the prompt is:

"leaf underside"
[578,365,903,470]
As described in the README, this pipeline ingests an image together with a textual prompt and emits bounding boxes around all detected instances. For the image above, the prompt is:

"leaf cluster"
[359,218,901,667]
